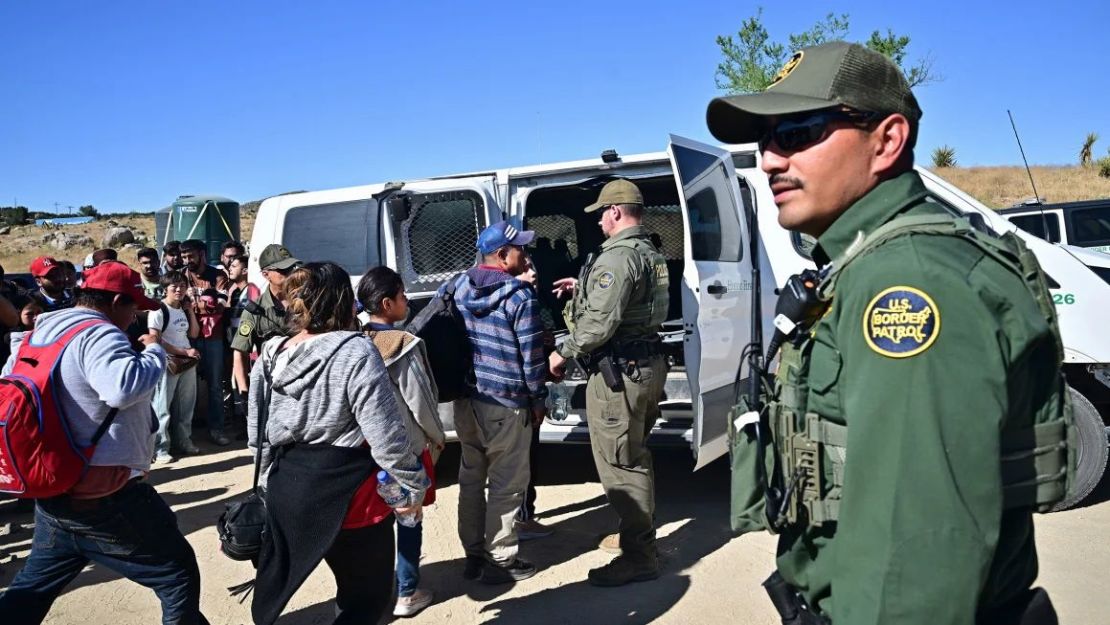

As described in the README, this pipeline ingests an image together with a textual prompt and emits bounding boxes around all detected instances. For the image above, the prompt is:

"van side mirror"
[386,195,410,222]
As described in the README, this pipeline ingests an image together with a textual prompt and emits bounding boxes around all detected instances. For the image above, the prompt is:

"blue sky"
[2,1,1107,213]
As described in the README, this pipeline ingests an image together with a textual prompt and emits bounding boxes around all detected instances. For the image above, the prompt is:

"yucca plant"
[1080,132,1098,167]
[931,145,957,168]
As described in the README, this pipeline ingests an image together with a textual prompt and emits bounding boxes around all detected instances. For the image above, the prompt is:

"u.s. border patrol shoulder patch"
[596,271,615,289]
[238,321,254,337]
[862,286,940,358]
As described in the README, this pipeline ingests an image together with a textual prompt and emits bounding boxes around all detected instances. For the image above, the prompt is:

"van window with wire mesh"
[526,214,579,258]
[643,204,684,260]
[400,191,483,292]
[283,200,378,275]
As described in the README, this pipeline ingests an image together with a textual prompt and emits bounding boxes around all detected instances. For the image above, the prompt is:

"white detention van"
[248,137,1110,504]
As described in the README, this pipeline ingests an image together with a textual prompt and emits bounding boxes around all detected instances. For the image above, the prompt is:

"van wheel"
[1051,387,1108,512]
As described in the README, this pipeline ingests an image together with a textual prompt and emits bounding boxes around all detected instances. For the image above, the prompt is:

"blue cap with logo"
[477,219,535,255]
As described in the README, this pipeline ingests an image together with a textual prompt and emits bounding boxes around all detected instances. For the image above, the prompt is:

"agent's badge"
[862,286,940,358]
[596,271,615,290]
[238,321,254,337]
[769,51,804,88]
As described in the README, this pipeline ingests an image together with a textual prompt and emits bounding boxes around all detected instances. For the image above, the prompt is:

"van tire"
[1051,386,1108,512]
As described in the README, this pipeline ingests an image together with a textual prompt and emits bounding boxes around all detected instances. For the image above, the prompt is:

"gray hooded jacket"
[247,331,426,495]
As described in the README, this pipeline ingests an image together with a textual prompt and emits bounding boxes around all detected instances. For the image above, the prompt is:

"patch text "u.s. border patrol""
[862,286,940,358]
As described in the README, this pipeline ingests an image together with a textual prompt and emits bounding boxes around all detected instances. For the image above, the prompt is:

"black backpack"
[406,274,474,402]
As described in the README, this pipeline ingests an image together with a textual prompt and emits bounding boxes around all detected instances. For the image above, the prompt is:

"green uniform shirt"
[230,285,288,353]
[778,172,1063,623]
[559,225,669,359]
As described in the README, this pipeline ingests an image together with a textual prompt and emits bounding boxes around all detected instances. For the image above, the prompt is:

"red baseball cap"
[30,256,61,278]
[82,261,160,311]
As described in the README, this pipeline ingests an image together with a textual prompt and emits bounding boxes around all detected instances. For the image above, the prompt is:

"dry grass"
[0,212,257,276]
[928,165,1110,209]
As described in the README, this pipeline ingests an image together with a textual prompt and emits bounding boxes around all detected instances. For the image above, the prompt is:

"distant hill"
[928,165,1110,208]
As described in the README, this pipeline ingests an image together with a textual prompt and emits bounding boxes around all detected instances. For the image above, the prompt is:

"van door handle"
[707,283,727,296]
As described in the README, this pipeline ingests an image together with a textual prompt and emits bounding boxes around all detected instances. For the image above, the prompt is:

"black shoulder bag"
[217,337,290,567]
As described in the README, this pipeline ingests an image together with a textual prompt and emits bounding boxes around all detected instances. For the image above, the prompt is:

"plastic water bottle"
[376,471,420,527]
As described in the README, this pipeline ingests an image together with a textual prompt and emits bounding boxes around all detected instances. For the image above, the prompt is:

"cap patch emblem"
[597,271,615,290]
[862,286,939,358]
[769,51,803,89]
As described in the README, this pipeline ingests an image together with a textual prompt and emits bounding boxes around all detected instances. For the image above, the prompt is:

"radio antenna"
[1007,110,1052,241]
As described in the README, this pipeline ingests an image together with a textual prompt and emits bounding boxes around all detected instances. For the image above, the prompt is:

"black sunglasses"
[758,109,881,153]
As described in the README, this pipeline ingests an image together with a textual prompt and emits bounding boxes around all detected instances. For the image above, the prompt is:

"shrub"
[931,145,957,168]
[1098,156,1110,179]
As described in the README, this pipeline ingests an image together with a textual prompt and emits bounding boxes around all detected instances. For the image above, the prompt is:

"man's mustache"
[769,174,804,190]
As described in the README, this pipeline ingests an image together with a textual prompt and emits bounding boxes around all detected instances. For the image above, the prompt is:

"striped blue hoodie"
[450,266,548,409]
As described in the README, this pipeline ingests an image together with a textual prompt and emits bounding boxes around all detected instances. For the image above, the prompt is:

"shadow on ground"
[0,445,251,594]
[285,442,735,624]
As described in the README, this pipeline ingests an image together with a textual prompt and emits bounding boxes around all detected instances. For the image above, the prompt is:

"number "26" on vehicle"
[1052,293,1076,305]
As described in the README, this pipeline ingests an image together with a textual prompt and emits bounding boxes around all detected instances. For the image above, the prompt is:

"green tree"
[0,206,30,226]
[1079,132,1098,167]
[931,145,957,168]
[78,205,99,217]
[716,10,939,94]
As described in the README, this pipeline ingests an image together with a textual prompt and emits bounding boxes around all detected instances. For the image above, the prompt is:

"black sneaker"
[462,555,485,580]
[480,558,537,585]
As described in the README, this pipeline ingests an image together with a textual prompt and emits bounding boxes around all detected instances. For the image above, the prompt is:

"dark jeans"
[395,521,422,598]
[0,480,208,625]
[326,521,396,624]
[196,337,225,432]
[517,423,541,522]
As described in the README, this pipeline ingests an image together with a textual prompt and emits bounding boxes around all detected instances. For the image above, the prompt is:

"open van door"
[382,177,499,297]
[667,135,752,469]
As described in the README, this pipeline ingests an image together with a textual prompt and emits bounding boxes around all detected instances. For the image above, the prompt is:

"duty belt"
[600,338,663,361]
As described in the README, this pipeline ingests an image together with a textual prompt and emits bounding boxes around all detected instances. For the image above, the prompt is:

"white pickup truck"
[248,136,1110,507]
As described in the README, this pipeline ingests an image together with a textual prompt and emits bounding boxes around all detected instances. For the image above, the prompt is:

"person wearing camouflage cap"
[709,42,1065,623]
[230,244,301,419]
[549,178,671,586]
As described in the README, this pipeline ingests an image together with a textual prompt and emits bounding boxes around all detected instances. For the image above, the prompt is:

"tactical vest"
[568,234,670,344]
[733,213,1074,533]
[243,294,288,350]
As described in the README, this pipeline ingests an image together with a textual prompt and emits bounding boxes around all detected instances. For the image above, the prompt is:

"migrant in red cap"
[81,260,161,311]
[29,256,61,278]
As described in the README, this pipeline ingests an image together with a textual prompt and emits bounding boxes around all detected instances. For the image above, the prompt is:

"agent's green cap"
[584,179,644,213]
[706,41,923,144]
[259,244,301,271]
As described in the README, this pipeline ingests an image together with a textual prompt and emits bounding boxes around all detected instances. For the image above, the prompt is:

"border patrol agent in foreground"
[230,244,300,408]
[549,179,670,587]
[707,42,1070,624]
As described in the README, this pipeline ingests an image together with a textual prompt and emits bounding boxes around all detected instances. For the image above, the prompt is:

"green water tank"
[165,195,240,260]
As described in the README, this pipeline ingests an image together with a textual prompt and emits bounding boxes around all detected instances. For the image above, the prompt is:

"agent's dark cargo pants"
[585,354,666,563]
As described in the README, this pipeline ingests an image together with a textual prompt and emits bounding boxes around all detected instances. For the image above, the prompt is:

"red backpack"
[0,319,120,498]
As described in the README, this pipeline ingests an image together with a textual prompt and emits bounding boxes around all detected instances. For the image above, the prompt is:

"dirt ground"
[2,441,1108,625]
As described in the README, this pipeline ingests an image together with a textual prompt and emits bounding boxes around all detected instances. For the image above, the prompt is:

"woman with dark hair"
[248,261,427,625]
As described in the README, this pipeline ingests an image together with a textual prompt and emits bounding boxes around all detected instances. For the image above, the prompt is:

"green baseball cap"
[259,244,301,271]
[584,179,644,213]
[706,41,923,144]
